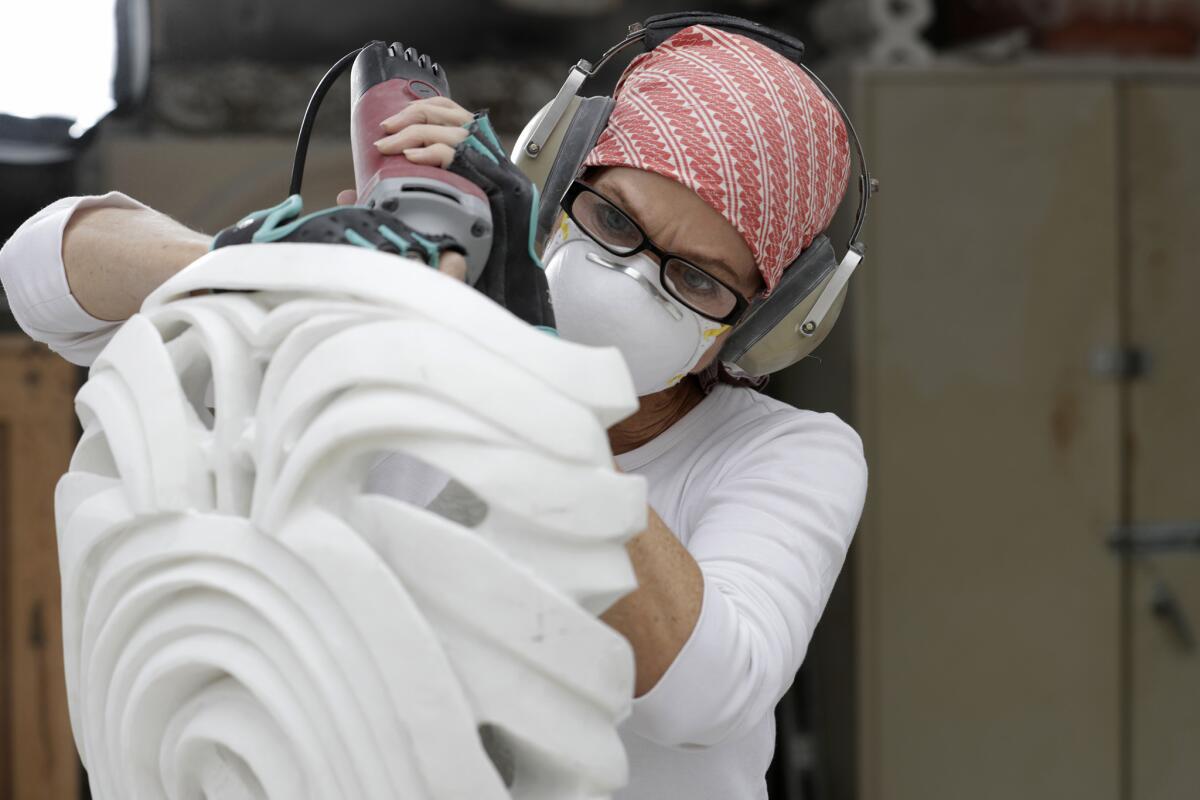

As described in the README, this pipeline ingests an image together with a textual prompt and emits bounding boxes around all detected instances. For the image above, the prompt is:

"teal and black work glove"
[447,111,556,331]
[211,195,465,269]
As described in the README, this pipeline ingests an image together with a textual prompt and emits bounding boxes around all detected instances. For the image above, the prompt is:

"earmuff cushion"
[717,235,837,363]
[535,96,615,244]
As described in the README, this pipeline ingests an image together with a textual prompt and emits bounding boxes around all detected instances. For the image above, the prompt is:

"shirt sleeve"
[0,192,150,366]
[623,409,868,749]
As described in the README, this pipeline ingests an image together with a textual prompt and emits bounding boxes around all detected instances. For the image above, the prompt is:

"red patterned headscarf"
[583,24,850,293]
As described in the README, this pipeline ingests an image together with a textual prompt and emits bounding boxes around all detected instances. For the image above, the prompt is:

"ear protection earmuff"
[512,11,877,378]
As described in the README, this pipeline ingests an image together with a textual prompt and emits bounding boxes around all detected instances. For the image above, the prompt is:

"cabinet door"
[0,339,79,799]
[854,73,1122,800]
[1126,82,1200,800]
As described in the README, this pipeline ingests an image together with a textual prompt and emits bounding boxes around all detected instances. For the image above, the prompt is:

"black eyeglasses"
[560,181,750,325]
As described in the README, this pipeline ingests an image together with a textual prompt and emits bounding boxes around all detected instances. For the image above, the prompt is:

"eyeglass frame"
[559,180,752,325]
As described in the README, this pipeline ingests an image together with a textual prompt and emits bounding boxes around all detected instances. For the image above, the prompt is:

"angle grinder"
[281,40,493,285]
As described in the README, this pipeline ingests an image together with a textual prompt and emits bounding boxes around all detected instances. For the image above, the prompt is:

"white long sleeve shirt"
[0,194,867,800]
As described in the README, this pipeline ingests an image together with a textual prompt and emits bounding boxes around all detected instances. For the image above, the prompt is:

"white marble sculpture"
[54,243,646,799]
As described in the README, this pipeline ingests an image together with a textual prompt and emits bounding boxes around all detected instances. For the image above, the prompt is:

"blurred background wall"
[1,1,1198,799]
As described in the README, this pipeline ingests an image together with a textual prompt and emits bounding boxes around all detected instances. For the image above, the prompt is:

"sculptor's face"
[580,166,761,373]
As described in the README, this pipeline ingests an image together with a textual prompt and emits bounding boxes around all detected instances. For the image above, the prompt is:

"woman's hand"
[338,97,555,329]
[336,97,475,201]
[446,110,556,329]
[334,98,477,280]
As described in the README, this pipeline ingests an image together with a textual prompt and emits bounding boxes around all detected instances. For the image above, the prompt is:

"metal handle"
[1108,522,1200,555]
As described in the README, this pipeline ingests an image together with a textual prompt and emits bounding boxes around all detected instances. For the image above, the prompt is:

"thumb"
[336,189,357,206]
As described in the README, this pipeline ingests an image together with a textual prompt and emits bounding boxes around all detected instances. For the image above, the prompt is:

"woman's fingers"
[438,251,468,282]
[374,97,474,170]
[380,98,472,133]
[375,123,468,157]
[400,143,457,169]
[335,189,357,206]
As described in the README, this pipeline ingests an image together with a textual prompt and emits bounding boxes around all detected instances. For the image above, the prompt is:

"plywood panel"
[1125,81,1200,800]
[854,73,1122,800]
[0,338,79,799]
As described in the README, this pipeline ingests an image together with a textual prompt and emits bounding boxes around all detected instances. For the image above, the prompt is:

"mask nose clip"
[585,252,683,321]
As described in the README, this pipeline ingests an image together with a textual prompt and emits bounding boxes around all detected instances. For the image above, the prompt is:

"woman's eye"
[681,269,717,294]
[597,205,634,236]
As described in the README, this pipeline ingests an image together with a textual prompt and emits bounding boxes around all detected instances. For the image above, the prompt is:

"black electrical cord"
[288,45,366,197]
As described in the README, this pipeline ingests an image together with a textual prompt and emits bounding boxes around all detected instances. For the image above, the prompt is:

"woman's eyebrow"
[599,180,645,220]
[599,180,747,289]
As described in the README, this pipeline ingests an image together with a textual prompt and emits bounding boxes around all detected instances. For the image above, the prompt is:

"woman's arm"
[62,204,211,322]
[600,506,704,697]
[0,193,209,366]
[621,414,867,748]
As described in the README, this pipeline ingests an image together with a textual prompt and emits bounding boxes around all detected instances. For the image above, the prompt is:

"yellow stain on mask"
[558,213,570,241]
[703,325,731,340]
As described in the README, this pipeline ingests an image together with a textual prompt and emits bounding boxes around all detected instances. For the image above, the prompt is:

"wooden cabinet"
[852,65,1200,800]
[1125,82,1200,800]
[0,339,79,799]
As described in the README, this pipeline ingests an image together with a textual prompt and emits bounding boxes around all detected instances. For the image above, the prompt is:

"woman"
[0,24,865,800]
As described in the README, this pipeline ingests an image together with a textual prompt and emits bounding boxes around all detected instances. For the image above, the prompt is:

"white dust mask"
[543,217,729,397]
